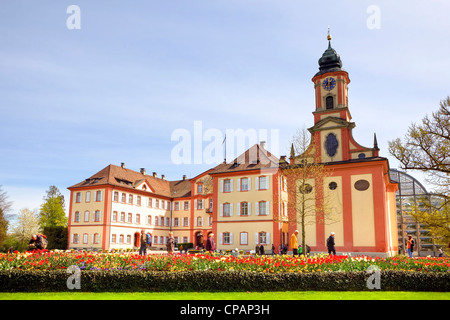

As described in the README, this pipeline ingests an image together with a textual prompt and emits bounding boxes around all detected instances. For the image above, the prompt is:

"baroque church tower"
[288,30,399,256]
[308,30,379,163]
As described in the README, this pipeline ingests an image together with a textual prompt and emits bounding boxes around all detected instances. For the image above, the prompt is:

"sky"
[1,1,449,222]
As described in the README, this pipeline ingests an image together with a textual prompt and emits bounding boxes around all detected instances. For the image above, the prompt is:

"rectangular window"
[183,217,189,227]
[240,232,248,245]
[121,193,126,203]
[223,232,231,245]
[223,179,231,192]
[83,233,88,244]
[197,184,203,194]
[175,202,180,211]
[136,214,140,224]
[112,211,117,222]
[84,210,90,222]
[223,203,231,217]
[259,232,267,244]
[95,191,102,202]
[174,217,179,227]
[137,196,141,206]
[85,191,91,203]
[259,176,268,190]
[128,194,133,204]
[75,192,81,203]
[113,191,118,202]
[184,201,189,210]
[111,234,116,243]
[259,201,267,215]
[241,178,248,191]
[94,210,101,222]
[240,202,248,216]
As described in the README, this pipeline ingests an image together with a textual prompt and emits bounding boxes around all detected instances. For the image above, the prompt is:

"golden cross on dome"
[327,26,332,41]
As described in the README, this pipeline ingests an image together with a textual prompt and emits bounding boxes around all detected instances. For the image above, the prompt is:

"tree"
[0,207,8,248]
[0,186,13,249]
[39,186,67,228]
[388,97,449,192]
[388,97,450,254]
[0,185,13,214]
[11,208,41,251]
[277,128,336,250]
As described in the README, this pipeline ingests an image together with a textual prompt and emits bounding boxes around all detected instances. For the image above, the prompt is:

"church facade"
[67,36,399,256]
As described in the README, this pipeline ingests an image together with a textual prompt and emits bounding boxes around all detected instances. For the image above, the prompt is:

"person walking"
[327,232,336,255]
[291,230,299,256]
[166,232,175,255]
[139,229,148,256]
[406,235,415,258]
[206,233,216,253]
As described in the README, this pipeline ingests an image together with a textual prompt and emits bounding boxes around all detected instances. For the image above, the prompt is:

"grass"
[0,291,449,300]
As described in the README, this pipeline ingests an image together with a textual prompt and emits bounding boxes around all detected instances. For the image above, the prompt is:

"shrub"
[0,270,449,292]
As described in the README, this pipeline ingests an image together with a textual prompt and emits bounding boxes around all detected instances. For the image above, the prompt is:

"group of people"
[139,230,445,258]
[291,230,335,256]
[138,230,218,256]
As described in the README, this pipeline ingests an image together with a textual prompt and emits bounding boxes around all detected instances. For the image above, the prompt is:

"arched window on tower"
[326,96,334,109]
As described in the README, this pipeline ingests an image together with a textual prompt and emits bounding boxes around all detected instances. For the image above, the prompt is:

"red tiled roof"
[68,164,191,198]
[210,143,279,175]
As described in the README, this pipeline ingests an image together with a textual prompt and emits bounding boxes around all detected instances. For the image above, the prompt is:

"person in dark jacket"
[326,232,336,255]
[29,234,47,250]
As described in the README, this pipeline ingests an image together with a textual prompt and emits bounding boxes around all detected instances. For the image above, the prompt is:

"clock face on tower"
[322,77,336,91]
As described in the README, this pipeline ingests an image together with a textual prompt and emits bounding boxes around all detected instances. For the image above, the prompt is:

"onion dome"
[315,28,344,76]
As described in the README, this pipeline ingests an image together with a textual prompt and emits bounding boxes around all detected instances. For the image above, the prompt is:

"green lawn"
[0,291,449,300]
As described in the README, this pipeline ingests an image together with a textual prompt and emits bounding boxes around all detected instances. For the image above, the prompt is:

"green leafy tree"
[39,186,67,228]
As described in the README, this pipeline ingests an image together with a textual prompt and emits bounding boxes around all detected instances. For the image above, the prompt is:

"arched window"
[326,96,334,109]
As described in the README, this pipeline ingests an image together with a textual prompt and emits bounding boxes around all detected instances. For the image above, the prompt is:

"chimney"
[260,141,266,149]
[153,172,157,178]
[161,174,165,180]
[121,162,125,168]
[140,168,146,175]
[183,175,187,180]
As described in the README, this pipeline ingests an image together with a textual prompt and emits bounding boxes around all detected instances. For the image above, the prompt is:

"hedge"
[0,270,449,292]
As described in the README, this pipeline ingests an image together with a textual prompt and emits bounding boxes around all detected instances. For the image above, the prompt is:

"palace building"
[67,35,399,256]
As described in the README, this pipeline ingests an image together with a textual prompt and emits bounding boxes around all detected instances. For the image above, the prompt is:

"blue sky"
[1,1,449,219]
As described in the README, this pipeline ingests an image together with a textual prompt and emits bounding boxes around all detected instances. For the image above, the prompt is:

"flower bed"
[1,250,449,273]
[1,251,448,292]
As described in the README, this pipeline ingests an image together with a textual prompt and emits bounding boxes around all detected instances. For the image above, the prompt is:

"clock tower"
[307,30,379,163]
